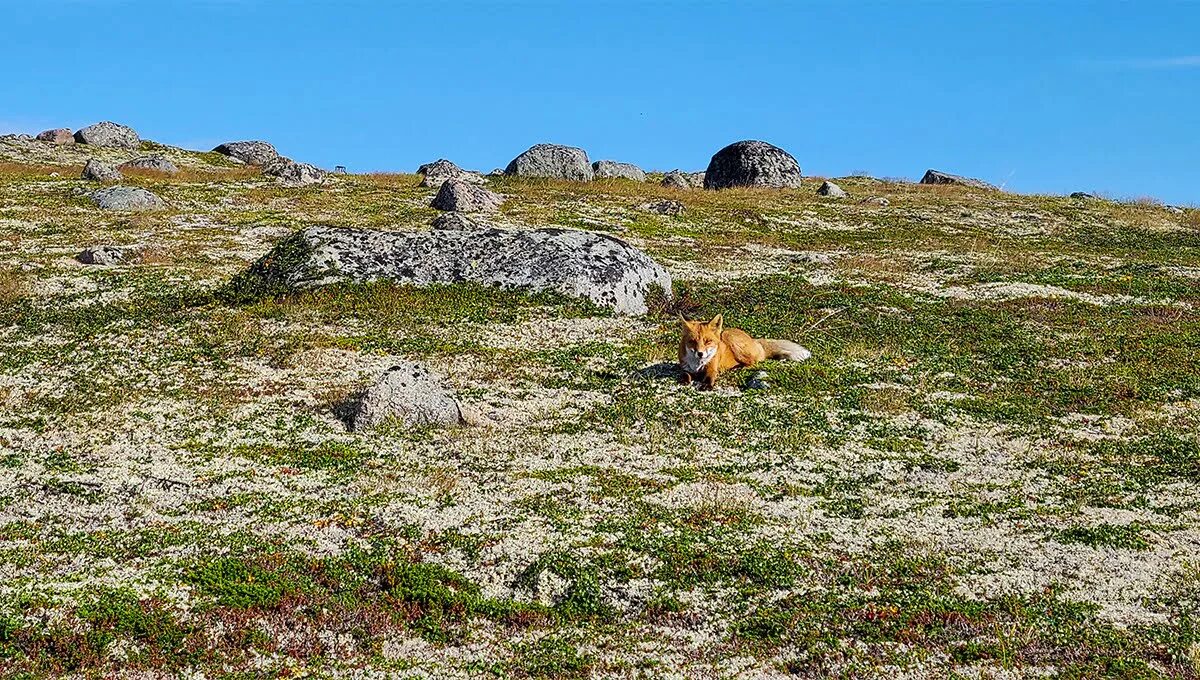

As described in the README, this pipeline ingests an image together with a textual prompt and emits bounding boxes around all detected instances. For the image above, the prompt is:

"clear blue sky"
[2,1,1197,204]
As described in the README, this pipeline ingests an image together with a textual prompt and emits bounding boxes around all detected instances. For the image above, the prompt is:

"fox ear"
[708,314,723,330]
[678,314,691,327]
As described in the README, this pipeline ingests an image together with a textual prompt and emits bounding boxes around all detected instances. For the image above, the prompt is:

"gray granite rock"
[263,157,325,186]
[76,246,135,265]
[120,156,179,174]
[351,361,464,431]
[592,160,646,182]
[74,121,140,149]
[817,181,847,198]
[238,224,672,315]
[213,141,279,166]
[430,179,503,212]
[36,128,74,145]
[639,200,685,216]
[920,169,998,190]
[89,186,166,211]
[704,140,802,189]
[504,144,593,181]
[81,159,122,182]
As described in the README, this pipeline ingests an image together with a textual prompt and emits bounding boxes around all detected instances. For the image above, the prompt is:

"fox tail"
[758,338,812,362]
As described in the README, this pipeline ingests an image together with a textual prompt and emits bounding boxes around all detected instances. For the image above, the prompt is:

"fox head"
[679,314,723,372]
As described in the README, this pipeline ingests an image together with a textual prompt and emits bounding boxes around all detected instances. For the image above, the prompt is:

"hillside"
[0,131,1198,678]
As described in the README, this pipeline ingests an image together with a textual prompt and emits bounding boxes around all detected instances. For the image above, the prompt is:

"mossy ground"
[0,143,1198,678]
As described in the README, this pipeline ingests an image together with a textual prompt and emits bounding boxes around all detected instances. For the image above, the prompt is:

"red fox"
[678,314,811,389]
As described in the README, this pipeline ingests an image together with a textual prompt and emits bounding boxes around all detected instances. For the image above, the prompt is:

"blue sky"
[2,1,1197,204]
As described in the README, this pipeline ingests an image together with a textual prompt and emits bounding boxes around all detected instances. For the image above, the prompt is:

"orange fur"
[677,314,810,390]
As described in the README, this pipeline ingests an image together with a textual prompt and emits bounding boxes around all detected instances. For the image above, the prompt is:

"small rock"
[661,170,694,190]
[745,371,770,391]
[794,252,833,265]
[74,121,140,149]
[1070,192,1097,200]
[418,159,482,188]
[860,196,889,207]
[704,140,802,189]
[504,144,593,181]
[351,361,464,431]
[90,186,166,211]
[430,179,503,212]
[431,212,490,231]
[639,200,685,216]
[919,169,998,190]
[213,141,279,166]
[119,156,179,174]
[36,128,74,145]
[81,159,122,182]
[77,246,135,266]
[263,157,325,186]
[817,180,847,198]
[488,168,505,177]
[592,160,646,182]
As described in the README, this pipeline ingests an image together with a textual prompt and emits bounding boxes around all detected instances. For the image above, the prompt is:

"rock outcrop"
[81,159,122,182]
[417,159,482,188]
[504,144,593,181]
[235,225,672,315]
[74,121,140,149]
[351,362,464,431]
[704,140,802,189]
[89,186,166,211]
[592,160,645,182]
[263,157,325,186]
[213,141,279,166]
[817,181,847,198]
[120,156,179,174]
[430,179,503,212]
[920,170,998,190]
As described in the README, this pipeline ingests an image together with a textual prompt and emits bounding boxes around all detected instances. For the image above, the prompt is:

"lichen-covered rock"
[90,186,165,211]
[81,159,122,182]
[661,170,694,190]
[77,246,135,265]
[920,169,998,190]
[263,157,325,186]
[504,144,593,181]
[639,200,685,216]
[213,141,279,166]
[417,159,482,188]
[351,362,464,431]
[36,128,74,145]
[430,179,502,212]
[74,121,140,149]
[592,160,645,182]
[120,156,179,174]
[235,224,672,315]
[817,181,847,198]
[704,140,802,189]
[430,212,490,231]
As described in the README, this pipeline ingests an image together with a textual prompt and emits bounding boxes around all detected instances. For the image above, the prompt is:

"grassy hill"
[0,140,1197,678]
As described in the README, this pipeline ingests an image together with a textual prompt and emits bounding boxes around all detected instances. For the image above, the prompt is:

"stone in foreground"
[817,180,847,198]
[920,169,998,190]
[592,160,646,182]
[213,141,279,166]
[430,179,502,212]
[37,128,74,145]
[704,140,802,189]
[74,121,140,148]
[240,225,672,315]
[504,144,593,181]
[120,156,179,174]
[77,246,134,266]
[351,361,464,431]
[90,186,166,211]
[81,159,122,182]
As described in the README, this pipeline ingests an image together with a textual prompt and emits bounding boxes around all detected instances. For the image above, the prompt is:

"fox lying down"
[678,314,811,390]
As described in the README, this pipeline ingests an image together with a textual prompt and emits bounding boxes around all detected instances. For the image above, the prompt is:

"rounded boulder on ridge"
[504,144,593,181]
[592,160,646,182]
[213,141,279,167]
[703,140,802,189]
[74,121,140,149]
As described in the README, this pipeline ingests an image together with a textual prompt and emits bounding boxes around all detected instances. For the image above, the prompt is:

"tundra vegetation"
[0,138,1197,678]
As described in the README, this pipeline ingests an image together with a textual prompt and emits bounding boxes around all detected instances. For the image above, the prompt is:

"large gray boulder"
[90,186,166,211]
[37,128,74,145]
[351,362,464,431]
[236,225,672,315]
[74,121,140,149]
[430,179,502,212]
[504,144,593,181]
[920,169,998,190]
[817,180,847,198]
[263,157,325,186]
[81,159,122,182]
[120,156,179,175]
[213,141,279,166]
[704,140,802,189]
[705,139,801,189]
[417,159,483,188]
[592,160,646,182]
